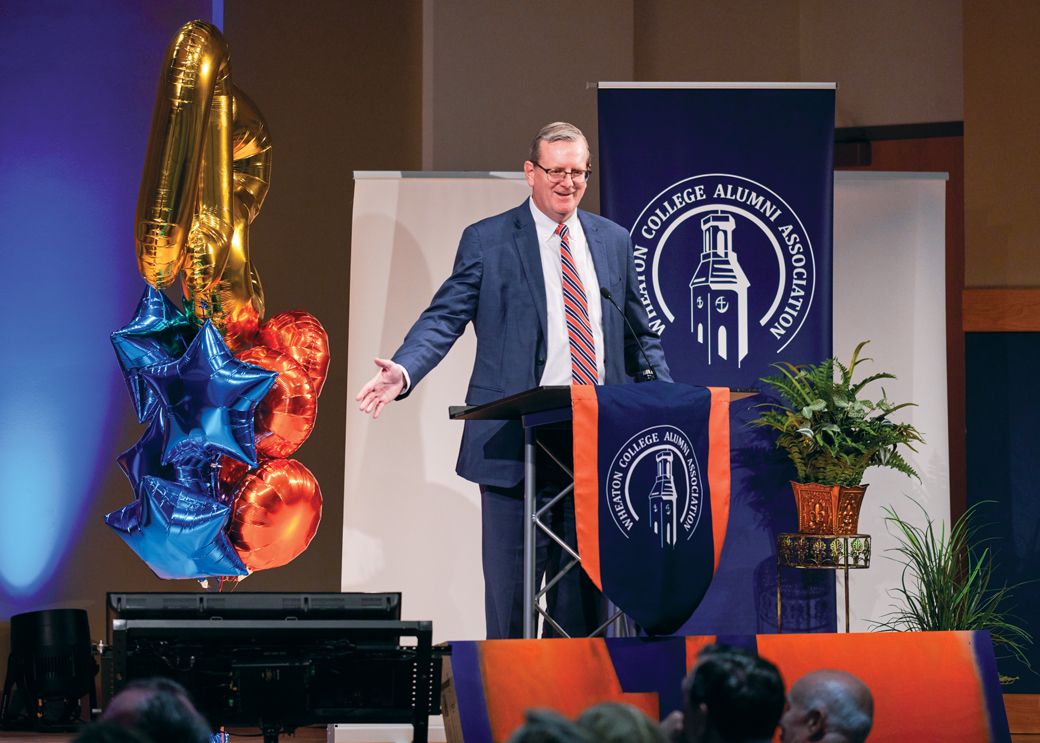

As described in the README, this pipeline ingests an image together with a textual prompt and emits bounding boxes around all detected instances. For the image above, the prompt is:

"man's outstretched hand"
[355,357,406,419]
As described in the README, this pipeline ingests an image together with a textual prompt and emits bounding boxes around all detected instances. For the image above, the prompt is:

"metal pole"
[523,426,537,639]
[843,541,851,633]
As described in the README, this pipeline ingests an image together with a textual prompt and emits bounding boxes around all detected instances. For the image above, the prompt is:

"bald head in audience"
[780,670,874,743]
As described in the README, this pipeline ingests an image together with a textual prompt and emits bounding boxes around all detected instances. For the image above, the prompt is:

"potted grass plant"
[752,341,924,534]
[875,500,1032,681]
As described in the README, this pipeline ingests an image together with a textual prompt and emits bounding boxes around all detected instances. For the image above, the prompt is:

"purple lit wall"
[0,1,209,617]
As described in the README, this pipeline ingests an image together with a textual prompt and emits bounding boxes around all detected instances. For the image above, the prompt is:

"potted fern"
[751,341,924,534]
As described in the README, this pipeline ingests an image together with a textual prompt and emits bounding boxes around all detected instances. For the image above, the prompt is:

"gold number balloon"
[135,20,231,291]
[136,20,270,350]
[192,86,272,349]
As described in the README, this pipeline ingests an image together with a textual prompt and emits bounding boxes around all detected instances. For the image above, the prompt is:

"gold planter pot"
[790,481,868,535]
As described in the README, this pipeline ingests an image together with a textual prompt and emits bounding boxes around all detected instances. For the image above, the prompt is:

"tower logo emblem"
[630,174,816,367]
[604,425,703,548]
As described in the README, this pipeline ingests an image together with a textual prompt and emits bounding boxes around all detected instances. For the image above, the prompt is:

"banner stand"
[598,82,837,634]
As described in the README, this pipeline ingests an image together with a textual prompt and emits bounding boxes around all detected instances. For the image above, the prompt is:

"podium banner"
[572,382,729,634]
[598,84,835,632]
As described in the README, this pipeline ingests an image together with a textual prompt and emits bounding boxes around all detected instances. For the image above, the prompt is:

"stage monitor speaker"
[1,608,98,731]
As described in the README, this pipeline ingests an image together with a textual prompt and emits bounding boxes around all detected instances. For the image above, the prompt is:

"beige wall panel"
[345,174,532,642]
[633,1,800,82]
[832,173,950,631]
[426,0,633,211]
[799,0,963,128]
[220,0,423,593]
[963,0,1040,286]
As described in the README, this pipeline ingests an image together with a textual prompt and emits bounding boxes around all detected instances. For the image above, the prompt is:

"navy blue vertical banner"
[598,84,836,633]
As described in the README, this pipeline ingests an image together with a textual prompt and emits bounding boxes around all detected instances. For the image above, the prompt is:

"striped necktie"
[556,222,598,385]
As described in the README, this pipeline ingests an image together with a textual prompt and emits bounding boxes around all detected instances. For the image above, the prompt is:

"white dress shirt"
[398,199,606,393]
[529,198,605,385]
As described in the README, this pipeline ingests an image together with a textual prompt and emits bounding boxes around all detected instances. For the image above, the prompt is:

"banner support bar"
[592,81,837,90]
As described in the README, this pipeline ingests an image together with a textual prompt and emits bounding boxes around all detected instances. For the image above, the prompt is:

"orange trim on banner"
[758,632,991,743]
[706,387,731,573]
[571,384,602,590]
[480,639,659,741]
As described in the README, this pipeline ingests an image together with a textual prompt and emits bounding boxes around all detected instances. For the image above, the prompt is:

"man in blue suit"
[356,122,670,638]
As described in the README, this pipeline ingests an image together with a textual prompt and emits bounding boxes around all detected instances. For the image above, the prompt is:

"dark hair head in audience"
[101,677,212,743]
[681,644,785,743]
[578,701,668,743]
[72,721,155,743]
[507,708,594,743]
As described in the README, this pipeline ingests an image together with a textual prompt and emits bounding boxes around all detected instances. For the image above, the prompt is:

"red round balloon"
[257,310,330,396]
[238,346,317,458]
[229,459,322,571]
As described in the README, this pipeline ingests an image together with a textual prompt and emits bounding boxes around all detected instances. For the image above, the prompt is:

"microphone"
[599,287,658,382]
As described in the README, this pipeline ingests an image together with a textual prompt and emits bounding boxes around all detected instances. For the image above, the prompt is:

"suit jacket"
[393,201,671,488]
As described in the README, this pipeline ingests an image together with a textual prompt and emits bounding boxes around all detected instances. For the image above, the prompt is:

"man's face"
[524,138,589,223]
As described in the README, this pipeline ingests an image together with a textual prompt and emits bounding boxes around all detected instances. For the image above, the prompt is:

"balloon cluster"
[107,295,328,580]
[105,20,329,582]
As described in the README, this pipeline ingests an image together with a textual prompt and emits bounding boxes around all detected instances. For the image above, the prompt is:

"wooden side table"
[776,533,871,633]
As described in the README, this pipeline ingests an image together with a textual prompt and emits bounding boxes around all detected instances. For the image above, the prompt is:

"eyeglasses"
[531,162,592,184]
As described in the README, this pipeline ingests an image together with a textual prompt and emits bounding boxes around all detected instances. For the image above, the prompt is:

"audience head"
[681,644,785,743]
[101,677,212,743]
[578,701,668,743]
[780,669,874,743]
[72,722,154,743]
[507,708,594,743]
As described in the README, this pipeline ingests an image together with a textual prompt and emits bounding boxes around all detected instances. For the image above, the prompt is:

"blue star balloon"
[140,321,277,468]
[117,412,225,504]
[171,450,229,506]
[117,412,175,498]
[104,476,248,579]
[111,286,197,422]
[103,497,145,535]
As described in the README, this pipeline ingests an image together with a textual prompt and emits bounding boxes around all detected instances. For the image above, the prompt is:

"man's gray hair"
[801,672,874,743]
[528,121,589,165]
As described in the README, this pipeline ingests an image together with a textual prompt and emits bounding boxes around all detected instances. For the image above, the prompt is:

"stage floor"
[0,727,330,742]
[0,721,451,742]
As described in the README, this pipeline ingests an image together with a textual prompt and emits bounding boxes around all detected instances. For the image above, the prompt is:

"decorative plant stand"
[776,533,871,633]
